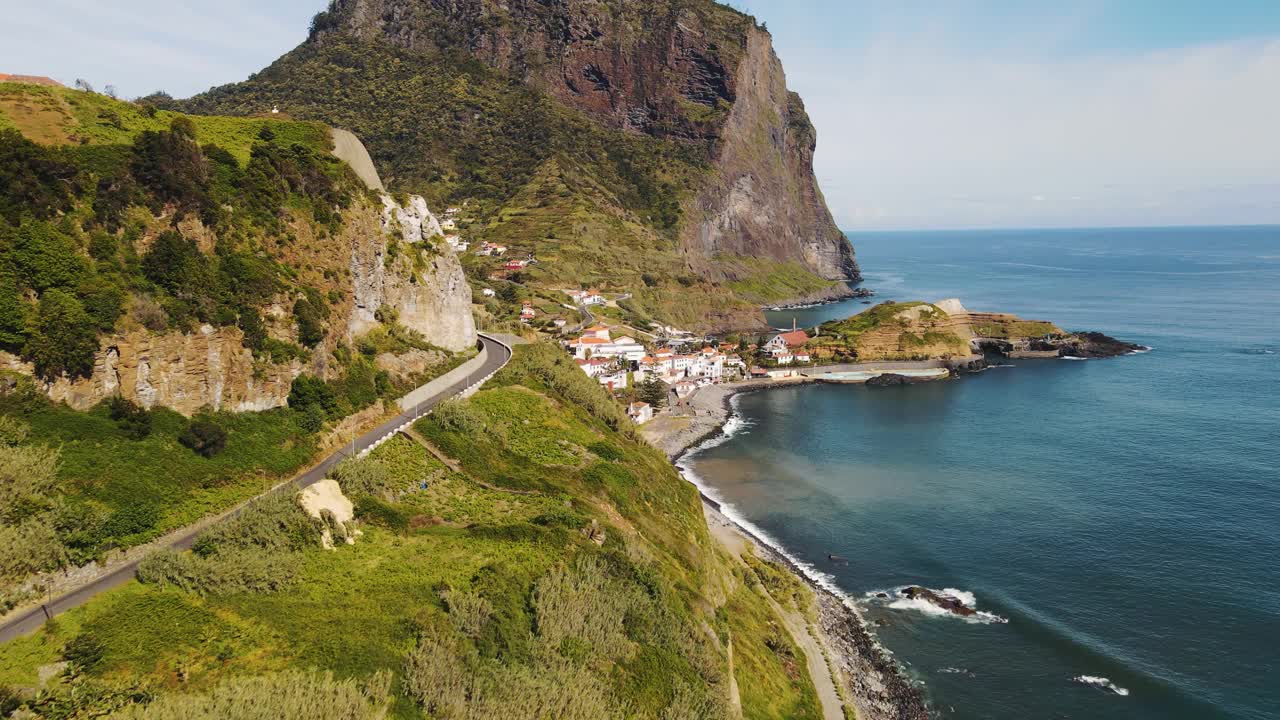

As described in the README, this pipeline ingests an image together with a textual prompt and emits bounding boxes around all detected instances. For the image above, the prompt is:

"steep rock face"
[349,195,477,352]
[1,326,299,415]
[685,29,857,281]
[315,0,859,283]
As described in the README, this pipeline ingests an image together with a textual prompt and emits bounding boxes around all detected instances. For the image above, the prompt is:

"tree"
[24,289,99,380]
[0,130,80,224]
[289,374,339,417]
[638,375,667,409]
[179,418,227,458]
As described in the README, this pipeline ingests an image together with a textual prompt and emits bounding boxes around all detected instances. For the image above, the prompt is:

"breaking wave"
[1072,675,1130,697]
[864,586,1009,624]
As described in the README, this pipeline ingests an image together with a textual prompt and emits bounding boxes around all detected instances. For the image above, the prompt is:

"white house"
[765,330,810,358]
[627,402,654,425]
[673,381,698,399]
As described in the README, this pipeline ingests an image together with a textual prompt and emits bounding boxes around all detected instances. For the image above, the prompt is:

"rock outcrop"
[1,326,299,415]
[350,195,476,352]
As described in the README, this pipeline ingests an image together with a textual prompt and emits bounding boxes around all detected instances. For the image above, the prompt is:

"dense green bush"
[137,547,297,595]
[107,397,153,440]
[178,418,227,458]
[0,129,81,224]
[190,491,319,557]
[24,289,100,380]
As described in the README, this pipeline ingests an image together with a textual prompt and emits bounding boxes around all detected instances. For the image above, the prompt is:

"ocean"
[682,227,1280,720]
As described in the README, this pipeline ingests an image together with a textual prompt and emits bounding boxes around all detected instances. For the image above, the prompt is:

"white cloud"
[783,37,1280,229]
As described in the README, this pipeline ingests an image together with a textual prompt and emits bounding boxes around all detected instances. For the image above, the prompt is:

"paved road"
[0,335,512,644]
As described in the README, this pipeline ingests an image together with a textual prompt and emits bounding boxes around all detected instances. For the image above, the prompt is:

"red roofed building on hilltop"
[0,74,63,87]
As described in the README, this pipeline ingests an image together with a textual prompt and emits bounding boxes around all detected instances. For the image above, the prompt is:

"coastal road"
[0,334,513,644]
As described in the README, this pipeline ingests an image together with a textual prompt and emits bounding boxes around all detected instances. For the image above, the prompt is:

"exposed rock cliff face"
[685,29,857,281]
[1,326,298,415]
[313,0,860,283]
[350,195,476,352]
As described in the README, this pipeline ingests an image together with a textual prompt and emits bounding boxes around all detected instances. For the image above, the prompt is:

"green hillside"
[0,345,824,719]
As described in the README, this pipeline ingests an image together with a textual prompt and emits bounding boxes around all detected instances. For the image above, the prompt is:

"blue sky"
[3,1,1278,230]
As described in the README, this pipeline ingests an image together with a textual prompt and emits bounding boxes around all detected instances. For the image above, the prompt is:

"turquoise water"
[685,227,1280,719]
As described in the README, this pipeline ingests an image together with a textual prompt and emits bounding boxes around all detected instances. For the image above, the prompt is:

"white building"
[481,288,496,297]
[628,402,654,425]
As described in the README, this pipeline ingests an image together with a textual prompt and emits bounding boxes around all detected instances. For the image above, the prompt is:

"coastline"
[645,379,934,719]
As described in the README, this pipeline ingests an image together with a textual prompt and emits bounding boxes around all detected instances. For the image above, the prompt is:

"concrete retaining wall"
[397,346,490,413]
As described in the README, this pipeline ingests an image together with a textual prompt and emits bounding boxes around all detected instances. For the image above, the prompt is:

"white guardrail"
[355,333,513,459]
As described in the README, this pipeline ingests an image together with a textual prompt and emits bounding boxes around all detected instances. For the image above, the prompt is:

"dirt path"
[703,504,848,720]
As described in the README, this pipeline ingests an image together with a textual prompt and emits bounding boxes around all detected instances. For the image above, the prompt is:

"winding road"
[0,334,513,644]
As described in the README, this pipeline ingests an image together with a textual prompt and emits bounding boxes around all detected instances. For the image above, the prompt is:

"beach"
[644,378,935,720]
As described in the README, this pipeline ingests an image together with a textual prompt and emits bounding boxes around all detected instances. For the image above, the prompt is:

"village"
[426,201,835,428]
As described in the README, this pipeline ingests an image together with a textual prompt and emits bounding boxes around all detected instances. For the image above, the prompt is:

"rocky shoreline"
[649,381,934,720]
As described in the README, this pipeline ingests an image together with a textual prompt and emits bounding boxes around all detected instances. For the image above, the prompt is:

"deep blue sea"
[684,227,1280,720]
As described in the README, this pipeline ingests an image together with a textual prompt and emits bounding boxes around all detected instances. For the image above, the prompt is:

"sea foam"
[1072,675,1130,697]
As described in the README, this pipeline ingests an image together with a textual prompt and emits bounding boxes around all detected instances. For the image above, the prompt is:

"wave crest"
[1072,675,1130,697]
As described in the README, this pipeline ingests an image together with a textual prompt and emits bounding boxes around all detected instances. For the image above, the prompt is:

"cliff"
[180,0,859,330]
[0,194,475,415]
[0,83,476,415]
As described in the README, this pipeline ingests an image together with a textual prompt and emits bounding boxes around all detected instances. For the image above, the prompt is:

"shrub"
[63,632,106,672]
[441,588,493,639]
[288,374,338,417]
[11,219,88,291]
[130,294,169,332]
[0,415,29,447]
[330,457,394,497]
[191,491,318,557]
[107,396,152,440]
[292,288,328,348]
[403,635,468,719]
[102,503,160,539]
[0,129,80,223]
[137,547,298,595]
[431,398,487,434]
[178,418,227,457]
[532,555,637,663]
[0,442,61,521]
[0,518,66,583]
[114,669,383,719]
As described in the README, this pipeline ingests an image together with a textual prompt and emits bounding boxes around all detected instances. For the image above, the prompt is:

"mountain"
[177,0,859,330]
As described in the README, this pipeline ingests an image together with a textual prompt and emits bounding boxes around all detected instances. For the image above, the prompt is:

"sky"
[3,1,1279,230]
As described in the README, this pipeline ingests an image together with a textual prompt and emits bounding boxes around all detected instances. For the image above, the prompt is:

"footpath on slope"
[0,335,513,643]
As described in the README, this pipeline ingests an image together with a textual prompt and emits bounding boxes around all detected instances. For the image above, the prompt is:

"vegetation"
[0,84,359,384]
[0,345,825,718]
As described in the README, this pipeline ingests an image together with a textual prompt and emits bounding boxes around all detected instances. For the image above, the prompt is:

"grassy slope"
[811,301,969,361]
[0,345,823,718]
[0,82,330,163]
[0,381,316,549]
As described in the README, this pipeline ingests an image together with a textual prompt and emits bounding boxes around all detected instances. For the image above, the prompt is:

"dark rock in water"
[851,287,875,298]
[876,592,890,599]
[828,553,849,564]
[1058,331,1146,358]
[900,586,977,618]
[861,300,873,304]
[866,373,918,387]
